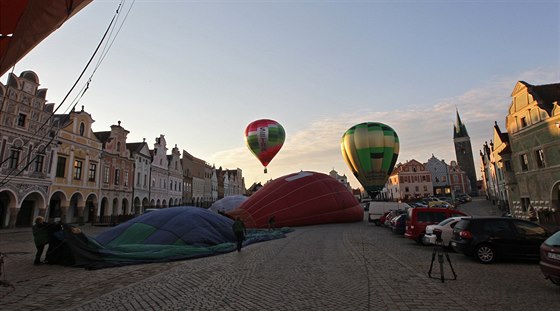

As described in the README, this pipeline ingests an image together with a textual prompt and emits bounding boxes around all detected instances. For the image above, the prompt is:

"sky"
[2,0,559,189]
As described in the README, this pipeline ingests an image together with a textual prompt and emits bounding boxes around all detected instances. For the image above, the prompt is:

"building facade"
[126,139,151,214]
[384,159,433,201]
[182,150,211,206]
[94,121,134,221]
[504,81,560,223]
[0,71,57,228]
[50,107,102,225]
[150,135,169,208]
[167,144,183,206]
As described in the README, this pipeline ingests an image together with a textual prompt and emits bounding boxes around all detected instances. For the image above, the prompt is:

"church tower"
[453,109,478,195]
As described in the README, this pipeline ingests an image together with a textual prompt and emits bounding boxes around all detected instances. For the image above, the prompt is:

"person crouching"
[32,216,50,265]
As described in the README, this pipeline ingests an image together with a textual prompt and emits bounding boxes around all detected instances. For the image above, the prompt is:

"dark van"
[405,207,466,244]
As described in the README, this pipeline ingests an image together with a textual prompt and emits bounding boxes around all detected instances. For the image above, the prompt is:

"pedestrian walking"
[232,217,246,252]
[32,216,50,265]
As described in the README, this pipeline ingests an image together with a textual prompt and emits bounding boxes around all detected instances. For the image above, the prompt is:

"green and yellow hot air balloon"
[341,122,399,199]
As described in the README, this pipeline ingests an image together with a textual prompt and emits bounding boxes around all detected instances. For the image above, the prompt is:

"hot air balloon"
[341,122,399,199]
[226,171,363,228]
[0,0,93,76]
[245,119,285,173]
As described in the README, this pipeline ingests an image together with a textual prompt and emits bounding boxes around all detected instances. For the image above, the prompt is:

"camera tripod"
[427,234,457,283]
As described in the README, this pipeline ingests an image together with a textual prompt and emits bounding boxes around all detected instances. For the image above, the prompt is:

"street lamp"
[442,159,455,202]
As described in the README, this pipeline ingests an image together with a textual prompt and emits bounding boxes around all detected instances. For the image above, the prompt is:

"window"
[504,160,512,172]
[137,172,141,186]
[17,113,26,127]
[124,171,129,186]
[483,220,513,235]
[415,186,419,192]
[56,156,66,178]
[34,154,44,172]
[417,212,446,223]
[405,187,409,193]
[535,149,545,168]
[89,163,97,181]
[103,166,110,183]
[513,220,546,237]
[9,149,20,169]
[117,142,121,152]
[520,117,528,128]
[115,169,120,185]
[423,185,428,191]
[521,197,530,212]
[520,154,529,171]
[74,160,83,180]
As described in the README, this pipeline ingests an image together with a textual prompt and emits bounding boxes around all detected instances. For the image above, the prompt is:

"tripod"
[427,231,457,283]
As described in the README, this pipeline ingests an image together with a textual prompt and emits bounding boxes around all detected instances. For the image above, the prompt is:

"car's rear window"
[454,219,470,230]
[417,212,446,223]
[437,217,455,227]
[544,231,560,246]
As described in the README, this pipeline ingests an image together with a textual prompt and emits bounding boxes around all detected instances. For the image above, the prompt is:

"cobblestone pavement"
[1,197,559,311]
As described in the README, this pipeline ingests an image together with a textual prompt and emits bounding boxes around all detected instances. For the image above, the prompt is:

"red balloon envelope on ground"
[226,171,363,228]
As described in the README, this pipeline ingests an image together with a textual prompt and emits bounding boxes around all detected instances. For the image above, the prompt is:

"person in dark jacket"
[232,217,246,252]
[32,216,50,265]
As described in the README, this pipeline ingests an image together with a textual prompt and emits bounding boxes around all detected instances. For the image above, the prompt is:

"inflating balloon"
[341,122,399,198]
[245,119,285,173]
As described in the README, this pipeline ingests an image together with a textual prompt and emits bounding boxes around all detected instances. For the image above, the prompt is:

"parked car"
[384,210,407,228]
[378,211,391,226]
[367,202,410,225]
[540,230,560,286]
[427,201,452,208]
[423,216,469,247]
[456,194,472,203]
[405,207,466,243]
[390,214,407,235]
[451,217,551,264]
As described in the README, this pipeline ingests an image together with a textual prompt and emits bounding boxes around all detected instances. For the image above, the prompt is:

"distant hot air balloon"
[341,122,399,198]
[245,119,285,173]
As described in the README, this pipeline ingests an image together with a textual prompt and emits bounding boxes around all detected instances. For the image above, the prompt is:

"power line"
[0,1,133,188]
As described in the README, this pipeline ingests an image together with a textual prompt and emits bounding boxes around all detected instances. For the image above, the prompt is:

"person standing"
[232,217,246,252]
[268,215,276,232]
[32,216,50,265]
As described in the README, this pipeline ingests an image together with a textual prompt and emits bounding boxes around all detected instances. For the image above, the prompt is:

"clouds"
[210,67,558,188]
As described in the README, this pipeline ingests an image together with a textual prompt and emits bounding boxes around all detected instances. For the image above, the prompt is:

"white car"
[422,216,469,247]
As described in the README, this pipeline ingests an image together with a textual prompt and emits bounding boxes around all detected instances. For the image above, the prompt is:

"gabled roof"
[527,82,560,116]
[93,131,111,143]
[492,122,511,155]
[52,114,72,128]
[126,142,151,156]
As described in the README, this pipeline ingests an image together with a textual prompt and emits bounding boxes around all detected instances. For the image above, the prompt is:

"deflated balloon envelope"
[341,122,399,199]
[226,171,363,228]
[209,195,248,214]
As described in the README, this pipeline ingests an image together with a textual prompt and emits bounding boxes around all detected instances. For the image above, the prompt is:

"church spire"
[454,108,469,138]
